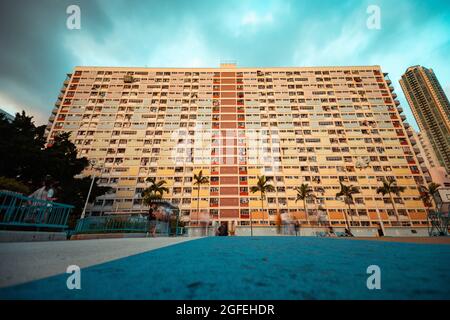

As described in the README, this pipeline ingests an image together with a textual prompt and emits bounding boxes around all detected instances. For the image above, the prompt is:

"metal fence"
[74,214,175,236]
[428,211,450,236]
[0,190,73,230]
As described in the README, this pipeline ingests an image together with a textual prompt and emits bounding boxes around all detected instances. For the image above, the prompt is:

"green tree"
[376,178,406,222]
[0,111,110,227]
[419,182,441,214]
[193,170,209,226]
[0,112,47,184]
[44,132,89,184]
[59,176,111,228]
[0,176,30,194]
[250,175,275,228]
[335,181,360,231]
[295,183,315,225]
[141,177,169,216]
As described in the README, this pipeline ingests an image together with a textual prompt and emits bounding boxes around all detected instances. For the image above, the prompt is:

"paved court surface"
[1,237,449,299]
[0,237,195,288]
[355,237,450,244]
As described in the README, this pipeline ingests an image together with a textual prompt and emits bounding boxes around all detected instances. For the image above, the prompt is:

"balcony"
[392,92,397,99]
[397,106,403,113]
[413,146,420,154]
[417,155,424,163]
[388,85,394,92]
[404,123,410,129]
[409,136,416,145]
[394,99,400,106]
[55,100,61,107]
[400,114,406,121]
[123,75,134,83]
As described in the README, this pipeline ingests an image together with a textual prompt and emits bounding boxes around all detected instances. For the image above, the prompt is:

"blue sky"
[0,0,449,130]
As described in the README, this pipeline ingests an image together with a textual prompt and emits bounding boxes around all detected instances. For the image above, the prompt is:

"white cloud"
[63,14,219,68]
[241,11,273,26]
[223,1,290,37]
[291,4,450,131]
[145,26,218,68]
[0,91,47,124]
[293,25,374,67]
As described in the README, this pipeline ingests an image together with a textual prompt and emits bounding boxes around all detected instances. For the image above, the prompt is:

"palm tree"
[193,170,209,227]
[250,175,275,232]
[142,191,162,213]
[419,182,441,215]
[145,177,169,197]
[335,181,360,232]
[295,183,315,225]
[376,178,405,222]
[141,177,169,216]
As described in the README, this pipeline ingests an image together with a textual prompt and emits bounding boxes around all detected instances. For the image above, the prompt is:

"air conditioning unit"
[124,75,133,83]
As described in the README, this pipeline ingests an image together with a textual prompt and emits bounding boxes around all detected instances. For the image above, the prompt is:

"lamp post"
[175,207,180,237]
[81,161,102,219]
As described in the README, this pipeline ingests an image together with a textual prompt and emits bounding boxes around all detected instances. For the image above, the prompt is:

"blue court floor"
[1,237,449,300]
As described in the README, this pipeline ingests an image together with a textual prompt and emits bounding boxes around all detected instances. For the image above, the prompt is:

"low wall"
[0,230,67,242]
[185,226,214,237]
[349,227,380,237]
[384,227,429,237]
[185,225,430,238]
[70,232,148,240]
[234,226,379,237]
[235,226,281,236]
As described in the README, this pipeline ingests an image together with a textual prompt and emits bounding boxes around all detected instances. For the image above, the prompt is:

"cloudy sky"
[0,0,449,130]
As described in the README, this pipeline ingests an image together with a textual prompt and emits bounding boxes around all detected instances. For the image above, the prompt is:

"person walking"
[29,182,50,201]
[28,177,55,223]
[294,221,300,236]
[147,211,157,237]
[216,223,223,236]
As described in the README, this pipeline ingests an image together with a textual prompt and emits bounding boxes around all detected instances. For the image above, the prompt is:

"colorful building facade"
[46,64,429,230]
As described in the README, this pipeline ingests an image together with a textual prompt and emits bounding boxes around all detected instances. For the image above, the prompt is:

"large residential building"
[400,66,450,173]
[417,131,440,169]
[45,64,429,231]
[415,130,450,187]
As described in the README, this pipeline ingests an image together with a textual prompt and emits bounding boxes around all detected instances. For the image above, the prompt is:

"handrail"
[74,214,176,235]
[0,190,73,230]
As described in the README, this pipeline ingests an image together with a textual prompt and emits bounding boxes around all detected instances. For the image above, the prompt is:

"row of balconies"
[62,87,401,97]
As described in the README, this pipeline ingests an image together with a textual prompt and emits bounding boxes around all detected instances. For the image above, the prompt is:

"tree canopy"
[0,111,109,226]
